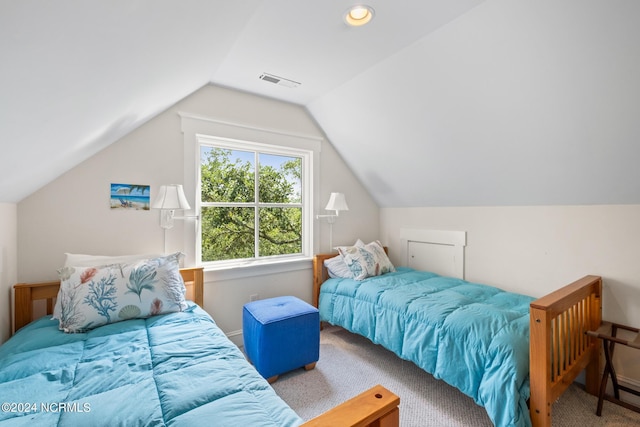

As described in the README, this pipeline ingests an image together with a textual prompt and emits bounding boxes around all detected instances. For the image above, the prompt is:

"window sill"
[203,257,313,282]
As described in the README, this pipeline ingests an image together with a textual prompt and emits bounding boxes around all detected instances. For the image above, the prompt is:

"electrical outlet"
[250,294,259,302]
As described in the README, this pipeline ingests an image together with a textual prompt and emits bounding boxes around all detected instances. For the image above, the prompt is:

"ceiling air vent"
[259,73,300,88]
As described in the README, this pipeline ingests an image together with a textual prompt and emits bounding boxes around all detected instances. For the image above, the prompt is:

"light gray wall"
[309,0,640,207]
[17,84,379,339]
[380,205,640,385]
[0,203,17,343]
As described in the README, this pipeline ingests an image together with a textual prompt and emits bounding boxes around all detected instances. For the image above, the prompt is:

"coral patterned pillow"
[56,252,187,333]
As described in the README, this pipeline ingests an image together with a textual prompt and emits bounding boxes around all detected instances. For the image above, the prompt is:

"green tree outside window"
[200,147,303,262]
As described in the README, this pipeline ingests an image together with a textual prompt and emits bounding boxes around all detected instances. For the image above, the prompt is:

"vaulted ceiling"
[2,0,639,206]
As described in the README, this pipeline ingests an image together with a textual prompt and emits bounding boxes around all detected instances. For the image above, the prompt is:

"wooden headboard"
[13,267,204,333]
[312,252,337,308]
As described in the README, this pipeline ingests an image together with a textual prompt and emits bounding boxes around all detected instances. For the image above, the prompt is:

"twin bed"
[313,230,602,427]
[2,261,399,427]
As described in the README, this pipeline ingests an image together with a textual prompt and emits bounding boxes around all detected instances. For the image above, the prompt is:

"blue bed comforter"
[0,304,302,427]
[319,267,534,427]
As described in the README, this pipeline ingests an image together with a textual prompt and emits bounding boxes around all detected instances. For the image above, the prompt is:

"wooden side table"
[586,321,640,416]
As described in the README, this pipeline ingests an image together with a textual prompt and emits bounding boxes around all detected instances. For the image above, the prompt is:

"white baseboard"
[619,374,640,389]
[616,374,640,406]
[226,329,243,348]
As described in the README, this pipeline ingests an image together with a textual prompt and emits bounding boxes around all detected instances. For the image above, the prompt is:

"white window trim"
[180,112,322,277]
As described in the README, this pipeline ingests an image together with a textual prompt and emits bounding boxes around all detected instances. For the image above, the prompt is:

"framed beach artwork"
[110,183,150,210]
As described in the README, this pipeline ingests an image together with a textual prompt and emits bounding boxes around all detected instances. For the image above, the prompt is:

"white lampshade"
[152,184,191,210]
[325,192,349,214]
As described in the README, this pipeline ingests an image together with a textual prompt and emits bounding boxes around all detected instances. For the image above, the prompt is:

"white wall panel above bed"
[399,229,466,279]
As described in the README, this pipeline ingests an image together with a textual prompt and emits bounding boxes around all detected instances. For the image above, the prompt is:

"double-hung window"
[198,135,312,267]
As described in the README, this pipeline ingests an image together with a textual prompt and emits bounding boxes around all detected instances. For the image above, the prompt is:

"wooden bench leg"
[596,350,611,416]
[597,335,618,416]
[304,362,317,371]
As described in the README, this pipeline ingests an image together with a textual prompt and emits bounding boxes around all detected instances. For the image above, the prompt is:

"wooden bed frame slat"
[12,265,399,427]
[314,252,602,427]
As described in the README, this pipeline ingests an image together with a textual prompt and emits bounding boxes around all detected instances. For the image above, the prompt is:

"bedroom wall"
[380,205,640,386]
[0,203,17,343]
[16,84,379,339]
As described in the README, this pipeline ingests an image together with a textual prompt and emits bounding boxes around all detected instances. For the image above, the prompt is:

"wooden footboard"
[302,384,400,427]
[529,275,602,427]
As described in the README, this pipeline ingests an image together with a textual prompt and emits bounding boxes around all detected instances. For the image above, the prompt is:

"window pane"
[201,206,255,261]
[258,207,302,256]
[201,147,255,203]
[259,154,302,203]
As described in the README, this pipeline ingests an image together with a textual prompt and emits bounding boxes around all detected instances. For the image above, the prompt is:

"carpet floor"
[271,325,640,426]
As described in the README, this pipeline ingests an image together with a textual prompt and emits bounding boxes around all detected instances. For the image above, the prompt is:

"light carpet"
[271,325,640,426]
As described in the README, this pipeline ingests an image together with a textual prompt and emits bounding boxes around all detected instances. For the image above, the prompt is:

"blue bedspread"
[0,305,302,426]
[319,267,534,427]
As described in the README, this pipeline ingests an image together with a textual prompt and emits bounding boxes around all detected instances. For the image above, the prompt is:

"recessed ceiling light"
[344,5,375,27]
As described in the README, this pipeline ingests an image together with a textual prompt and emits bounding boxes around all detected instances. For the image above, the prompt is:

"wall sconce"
[151,184,199,229]
[316,192,349,251]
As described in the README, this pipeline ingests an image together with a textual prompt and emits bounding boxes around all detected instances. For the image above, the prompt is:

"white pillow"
[324,255,354,279]
[64,252,161,267]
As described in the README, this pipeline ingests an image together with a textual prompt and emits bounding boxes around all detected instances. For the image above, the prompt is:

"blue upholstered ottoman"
[243,296,319,383]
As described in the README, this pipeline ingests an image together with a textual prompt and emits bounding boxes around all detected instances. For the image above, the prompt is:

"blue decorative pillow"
[338,240,395,280]
[55,252,187,333]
